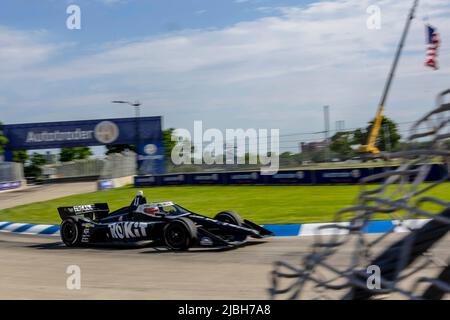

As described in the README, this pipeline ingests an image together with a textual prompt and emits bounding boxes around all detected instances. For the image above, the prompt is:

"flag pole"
[360,0,420,154]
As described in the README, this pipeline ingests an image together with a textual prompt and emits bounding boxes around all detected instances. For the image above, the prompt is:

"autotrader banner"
[2,117,161,149]
[2,116,165,174]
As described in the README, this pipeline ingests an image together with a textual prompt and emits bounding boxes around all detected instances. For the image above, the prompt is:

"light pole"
[111,100,142,151]
[323,105,330,162]
[112,100,142,174]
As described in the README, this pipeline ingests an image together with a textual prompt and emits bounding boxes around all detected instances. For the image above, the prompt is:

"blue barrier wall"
[134,164,448,187]
[0,180,22,191]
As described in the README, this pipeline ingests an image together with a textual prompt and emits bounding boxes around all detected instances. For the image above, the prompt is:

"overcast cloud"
[0,0,449,141]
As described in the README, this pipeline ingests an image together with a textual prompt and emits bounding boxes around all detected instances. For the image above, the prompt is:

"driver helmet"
[143,206,160,215]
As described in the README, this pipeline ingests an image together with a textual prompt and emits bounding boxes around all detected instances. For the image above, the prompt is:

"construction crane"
[360,0,420,154]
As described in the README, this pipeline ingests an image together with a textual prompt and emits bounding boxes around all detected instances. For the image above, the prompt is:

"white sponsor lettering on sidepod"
[73,205,94,213]
[109,222,148,239]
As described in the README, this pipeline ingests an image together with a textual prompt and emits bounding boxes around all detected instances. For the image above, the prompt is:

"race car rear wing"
[58,203,109,220]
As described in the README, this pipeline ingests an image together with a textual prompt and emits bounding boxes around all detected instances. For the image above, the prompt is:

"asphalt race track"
[0,182,97,210]
[0,232,448,299]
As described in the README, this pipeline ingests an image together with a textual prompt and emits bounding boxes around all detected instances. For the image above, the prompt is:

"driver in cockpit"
[129,190,147,216]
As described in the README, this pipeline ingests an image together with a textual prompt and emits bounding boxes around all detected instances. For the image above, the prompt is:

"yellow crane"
[360,0,419,154]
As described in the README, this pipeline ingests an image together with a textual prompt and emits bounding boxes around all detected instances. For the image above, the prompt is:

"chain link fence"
[42,159,104,179]
[0,162,24,182]
[41,151,136,179]
[100,151,136,179]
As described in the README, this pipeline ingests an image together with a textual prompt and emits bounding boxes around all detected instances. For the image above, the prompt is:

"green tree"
[330,131,354,159]
[24,153,47,178]
[352,116,401,152]
[29,153,46,166]
[351,128,366,145]
[310,149,329,163]
[0,122,8,156]
[374,117,401,152]
[105,144,136,155]
[279,151,297,167]
[59,147,93,162]
[13,150,28,164]
[163,128,176,161]
[105,129,176,160]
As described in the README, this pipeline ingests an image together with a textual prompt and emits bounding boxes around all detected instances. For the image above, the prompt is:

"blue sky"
[1,0,450,152]
[0,1,310,47]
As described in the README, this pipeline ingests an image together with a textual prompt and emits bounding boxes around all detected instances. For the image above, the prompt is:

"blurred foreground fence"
[135,163,447,187]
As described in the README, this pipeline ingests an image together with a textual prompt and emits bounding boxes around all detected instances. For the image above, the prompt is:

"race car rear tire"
[60,218,82,247]
[164,218,197,251]
[215,211,247,242]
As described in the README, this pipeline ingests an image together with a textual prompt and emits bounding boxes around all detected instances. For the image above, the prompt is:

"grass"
[1,183,450,225]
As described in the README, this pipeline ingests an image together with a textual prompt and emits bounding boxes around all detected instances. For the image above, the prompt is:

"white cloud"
[1,0,450,137]
[195,9,207,15]
[0,27,61,73]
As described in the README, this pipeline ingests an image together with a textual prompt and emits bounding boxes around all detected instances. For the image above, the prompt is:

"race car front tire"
[60,218,82,247]
[214,211,247,242]
[164,218,197,251]
[215,211,243,226]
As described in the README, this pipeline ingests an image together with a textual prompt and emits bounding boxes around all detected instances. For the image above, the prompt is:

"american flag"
[425,24,440,70]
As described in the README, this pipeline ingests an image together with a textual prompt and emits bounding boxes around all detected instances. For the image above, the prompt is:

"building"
[299,140,329,153]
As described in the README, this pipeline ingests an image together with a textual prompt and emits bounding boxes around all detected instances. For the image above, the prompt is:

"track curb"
[0,219,430,237]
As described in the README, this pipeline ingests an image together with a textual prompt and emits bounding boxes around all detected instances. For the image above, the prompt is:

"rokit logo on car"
[108,222,148,239]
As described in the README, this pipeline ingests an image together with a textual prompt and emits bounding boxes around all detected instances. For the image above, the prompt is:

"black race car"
[58,191,273,250]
